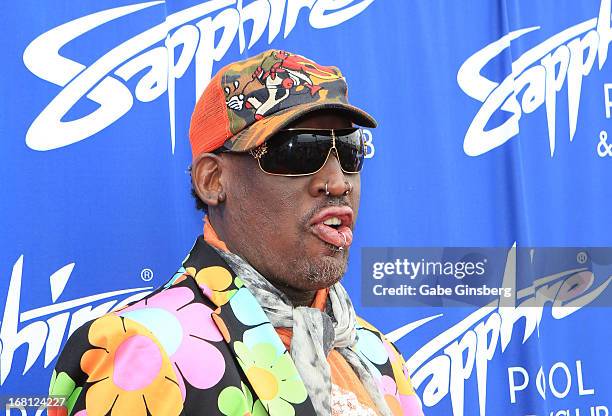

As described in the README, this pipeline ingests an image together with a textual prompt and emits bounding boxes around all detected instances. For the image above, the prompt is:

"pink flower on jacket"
[118,286,225,397]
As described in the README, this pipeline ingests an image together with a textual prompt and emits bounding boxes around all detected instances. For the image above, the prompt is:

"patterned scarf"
[211,246,393,416]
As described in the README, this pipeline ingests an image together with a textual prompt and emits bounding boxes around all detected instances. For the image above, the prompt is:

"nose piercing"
[325,182,330,196]
[343,182,352,196]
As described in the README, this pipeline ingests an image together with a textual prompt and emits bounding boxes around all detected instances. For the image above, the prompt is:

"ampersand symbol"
[597,131,612,157]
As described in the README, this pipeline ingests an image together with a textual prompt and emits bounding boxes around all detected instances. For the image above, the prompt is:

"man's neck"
[206,235,318,308]
[270,281,317,307]
[208,216,320,308]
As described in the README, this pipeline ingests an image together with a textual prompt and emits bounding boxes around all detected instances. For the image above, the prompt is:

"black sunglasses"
[218,128,367,176]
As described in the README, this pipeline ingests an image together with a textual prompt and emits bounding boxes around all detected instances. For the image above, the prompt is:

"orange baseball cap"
[189,50,376,158]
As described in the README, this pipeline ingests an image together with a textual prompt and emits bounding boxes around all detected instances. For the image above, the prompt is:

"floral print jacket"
[49,237,423,415]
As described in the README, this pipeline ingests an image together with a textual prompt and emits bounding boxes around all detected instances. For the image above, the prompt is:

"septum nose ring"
[325,182,330,196]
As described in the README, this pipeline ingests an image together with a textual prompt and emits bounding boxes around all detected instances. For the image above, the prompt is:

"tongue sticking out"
[312,223,353,249]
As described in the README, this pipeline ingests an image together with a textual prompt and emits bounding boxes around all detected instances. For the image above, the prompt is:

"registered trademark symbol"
[141,268,154,281]
[576,251,588,264]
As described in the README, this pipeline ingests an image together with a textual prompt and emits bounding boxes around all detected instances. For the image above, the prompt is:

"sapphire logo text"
[457,0,612,157]
[0,256,152,385]
[22,0,375,153]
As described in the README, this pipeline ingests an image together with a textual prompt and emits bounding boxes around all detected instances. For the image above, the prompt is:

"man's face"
[213,111,360,300]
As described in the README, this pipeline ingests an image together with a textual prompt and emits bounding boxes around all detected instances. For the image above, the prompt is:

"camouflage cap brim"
[222,101,377,152]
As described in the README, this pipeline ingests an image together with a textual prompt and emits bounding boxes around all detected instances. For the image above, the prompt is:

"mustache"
[300,196,352,227]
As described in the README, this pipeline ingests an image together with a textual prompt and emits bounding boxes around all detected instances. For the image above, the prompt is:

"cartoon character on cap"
[227,50,342,120]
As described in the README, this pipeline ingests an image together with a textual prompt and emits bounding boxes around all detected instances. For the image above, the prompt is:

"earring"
[218,191,226,202]
[325,182,330,196]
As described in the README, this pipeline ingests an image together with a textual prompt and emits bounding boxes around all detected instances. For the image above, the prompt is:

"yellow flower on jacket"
[187,265,240,306]
[79,314,182,416]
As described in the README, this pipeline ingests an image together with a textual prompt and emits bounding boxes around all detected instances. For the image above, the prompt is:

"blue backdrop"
[1,0,611,415]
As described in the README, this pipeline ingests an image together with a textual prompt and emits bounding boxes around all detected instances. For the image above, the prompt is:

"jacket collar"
[181,237,318,415]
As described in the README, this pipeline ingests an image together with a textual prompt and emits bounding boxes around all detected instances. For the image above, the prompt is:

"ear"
[191,153,225,207]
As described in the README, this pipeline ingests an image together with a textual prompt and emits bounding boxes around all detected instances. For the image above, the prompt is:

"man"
[49,50,424,416]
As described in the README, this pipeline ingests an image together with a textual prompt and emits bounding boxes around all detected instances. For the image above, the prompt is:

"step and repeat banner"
[1,0,611,415]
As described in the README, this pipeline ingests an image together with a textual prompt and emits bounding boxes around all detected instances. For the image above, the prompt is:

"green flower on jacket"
[49,370,82,414]
[234,341,307,416]
[218,382,267,416]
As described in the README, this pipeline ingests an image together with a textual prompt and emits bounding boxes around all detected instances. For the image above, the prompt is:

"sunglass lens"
[258,132,330,175]
[335,129,364,173]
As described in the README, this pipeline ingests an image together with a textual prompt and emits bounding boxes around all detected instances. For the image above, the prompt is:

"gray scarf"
[214,247,392,416]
